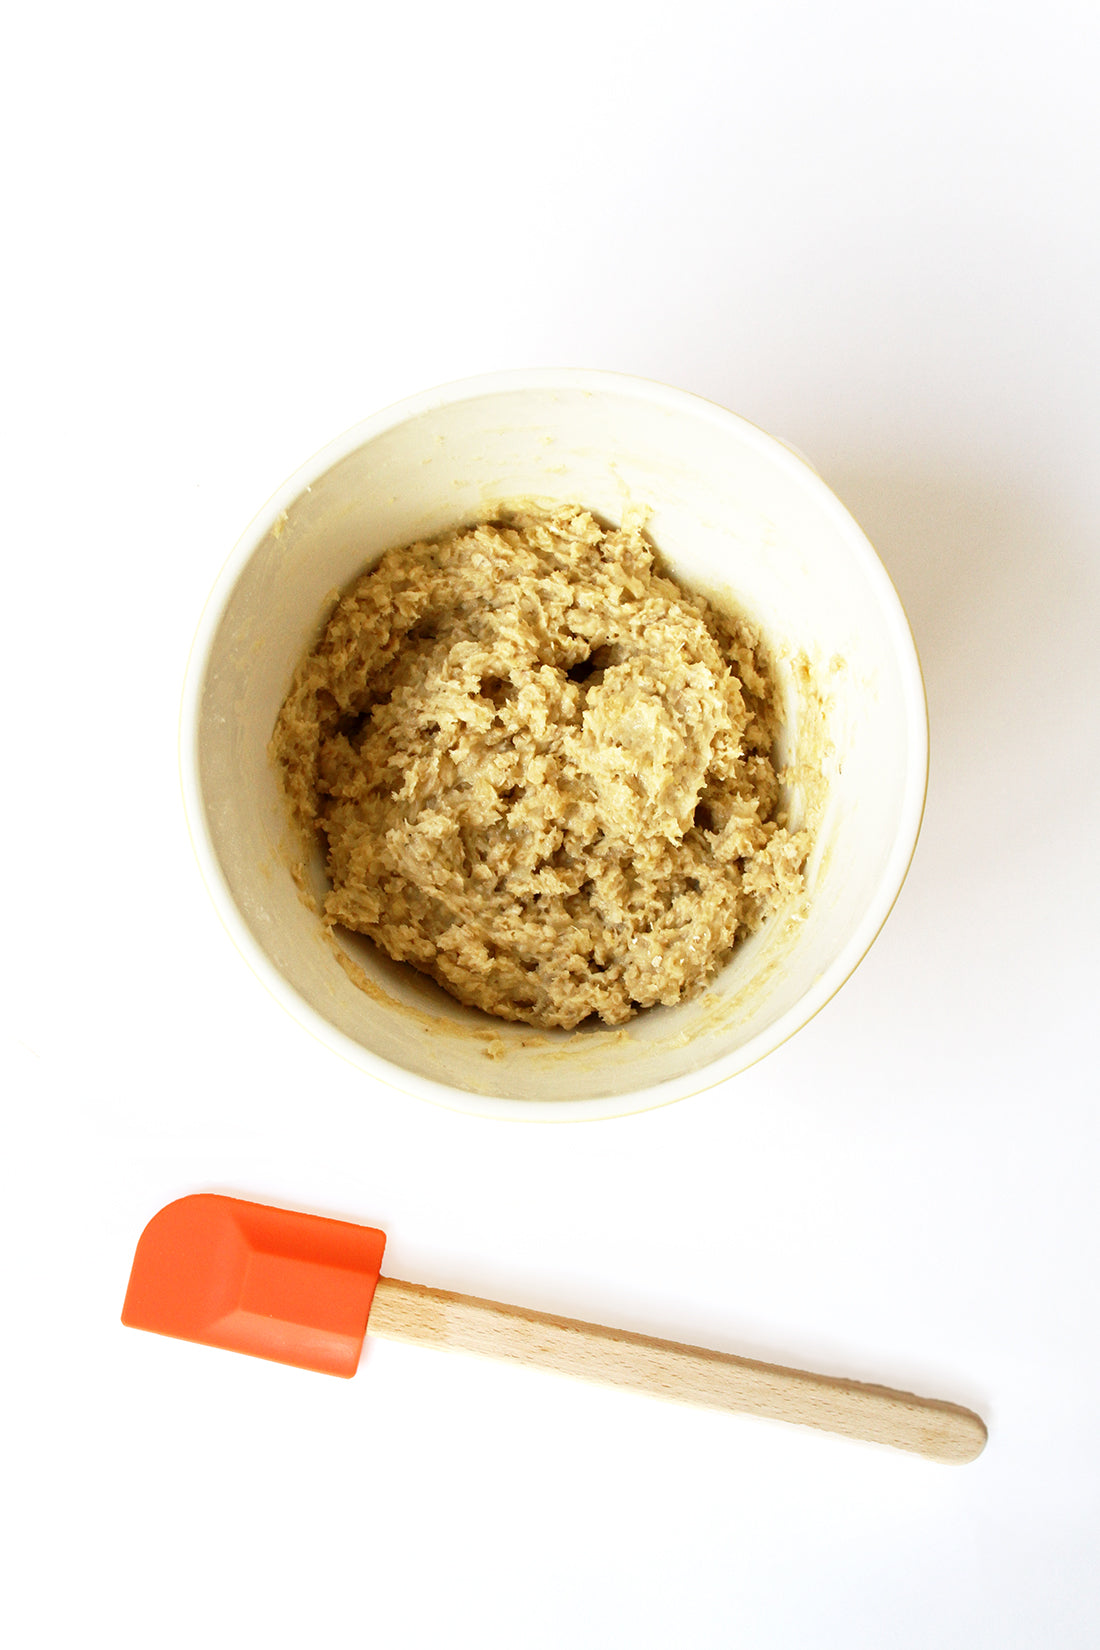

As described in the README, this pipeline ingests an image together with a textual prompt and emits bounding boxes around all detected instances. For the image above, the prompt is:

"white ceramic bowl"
[181,370,927,1121]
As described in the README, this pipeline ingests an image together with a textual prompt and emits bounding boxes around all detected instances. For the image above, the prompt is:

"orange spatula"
[122,1195,986,1464]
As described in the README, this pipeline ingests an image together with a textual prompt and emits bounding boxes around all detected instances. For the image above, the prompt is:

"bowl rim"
[179,367,929,1122]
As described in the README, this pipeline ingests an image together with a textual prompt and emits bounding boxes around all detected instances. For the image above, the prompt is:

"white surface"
[4,3,1099,1645]
[185,369,927,1116]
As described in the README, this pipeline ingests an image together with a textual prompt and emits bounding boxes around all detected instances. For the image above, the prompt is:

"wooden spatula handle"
[369,1277,985,1464]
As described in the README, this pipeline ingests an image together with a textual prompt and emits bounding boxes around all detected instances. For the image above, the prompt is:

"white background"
[4,3,1099,1645]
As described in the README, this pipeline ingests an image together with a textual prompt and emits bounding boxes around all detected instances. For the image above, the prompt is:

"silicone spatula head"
[121,1194,387,1376]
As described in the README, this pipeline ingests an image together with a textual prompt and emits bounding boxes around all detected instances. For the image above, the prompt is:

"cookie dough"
[272,505,808,1030]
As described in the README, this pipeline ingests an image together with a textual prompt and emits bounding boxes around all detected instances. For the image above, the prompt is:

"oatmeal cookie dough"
[272,505,808,1030]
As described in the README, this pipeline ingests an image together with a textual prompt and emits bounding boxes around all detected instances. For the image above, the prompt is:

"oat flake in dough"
[272,505,809,1030]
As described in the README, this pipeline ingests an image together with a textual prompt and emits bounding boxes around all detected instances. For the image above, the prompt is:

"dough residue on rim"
[271,503,809,1030]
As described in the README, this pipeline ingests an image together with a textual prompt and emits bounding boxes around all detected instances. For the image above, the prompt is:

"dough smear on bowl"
[272,504,809,1030]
